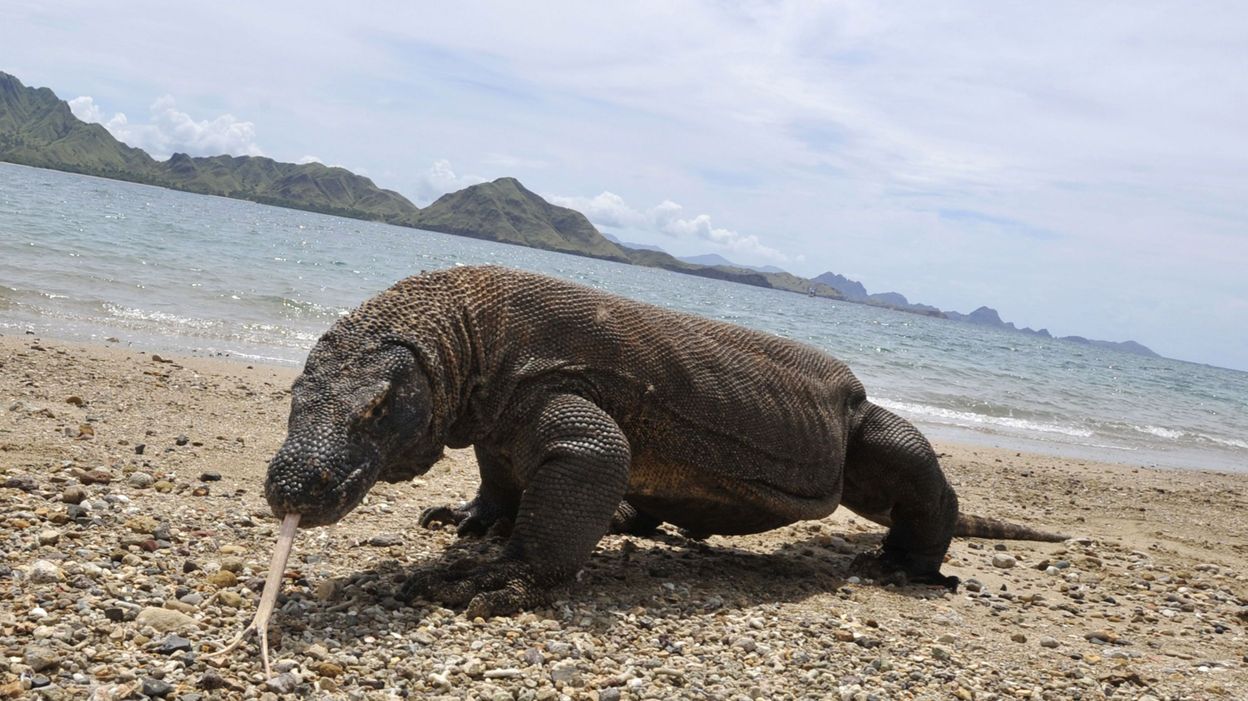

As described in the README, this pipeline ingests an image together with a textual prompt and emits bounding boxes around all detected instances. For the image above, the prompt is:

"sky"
[3,1,1246,370]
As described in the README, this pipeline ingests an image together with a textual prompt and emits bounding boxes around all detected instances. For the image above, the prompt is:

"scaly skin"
[265,266,1066,616]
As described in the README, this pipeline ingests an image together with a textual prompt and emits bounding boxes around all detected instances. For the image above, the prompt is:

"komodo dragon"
[265,265,1065,618]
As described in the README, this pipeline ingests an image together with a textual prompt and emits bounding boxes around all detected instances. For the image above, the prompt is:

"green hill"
[0,72,421,224]
[413,177,630,260]
[0,75,155,176]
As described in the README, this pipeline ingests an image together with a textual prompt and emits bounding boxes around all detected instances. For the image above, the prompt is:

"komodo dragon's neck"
[346,270,484,445]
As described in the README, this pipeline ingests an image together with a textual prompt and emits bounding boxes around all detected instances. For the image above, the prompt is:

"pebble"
[127,472,154,489]
[196,670,228,690]
[218,591,244,608]
[208,571,238,588]
[141,677,174,698]
[549,661,579,685]
[220,557,246,573]
[265,673,298,694]
[23,646,59,672]
[125,515,159,534]
[157,634,192,654]
[3,475,39,492]
[28,559,65,583]
[135,606,198,633]
[313,661,344,678]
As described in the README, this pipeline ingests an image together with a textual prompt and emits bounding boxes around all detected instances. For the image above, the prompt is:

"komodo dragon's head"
[264,329,440,528]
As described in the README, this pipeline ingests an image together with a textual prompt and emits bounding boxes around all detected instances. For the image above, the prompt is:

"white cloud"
[549,191,647,229]
[553,192,793,264]
[68,94,263,160]
[67,96,103,123]
[649,199,792,264]
[411,159,486,205]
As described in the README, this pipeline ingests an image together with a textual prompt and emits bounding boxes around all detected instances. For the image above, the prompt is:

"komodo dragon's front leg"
[419,446,522,537]
[401,394,630,617]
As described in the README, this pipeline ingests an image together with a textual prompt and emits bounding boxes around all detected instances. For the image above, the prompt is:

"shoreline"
[2,332,1247,698]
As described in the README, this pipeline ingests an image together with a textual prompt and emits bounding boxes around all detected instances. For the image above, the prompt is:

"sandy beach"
[2,332,1245,700]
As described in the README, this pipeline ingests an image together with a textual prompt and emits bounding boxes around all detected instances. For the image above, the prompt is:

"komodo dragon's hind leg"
[401,394,630,617]
[841,401,960,590]
[608,500,663,536]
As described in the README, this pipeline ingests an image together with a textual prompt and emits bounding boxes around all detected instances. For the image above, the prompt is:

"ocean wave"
[219,292,345,320]
[103,304,222,330]
[1195,433,1248,450]
[1132,424,1185,440]
[874,398,1095,438]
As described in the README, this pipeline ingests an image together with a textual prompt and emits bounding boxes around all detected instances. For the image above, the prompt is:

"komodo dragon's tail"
[954,513,1068,542]
[856,510,1068,542]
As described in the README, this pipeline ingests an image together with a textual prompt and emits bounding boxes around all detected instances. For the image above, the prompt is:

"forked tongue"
[206,512,301,676]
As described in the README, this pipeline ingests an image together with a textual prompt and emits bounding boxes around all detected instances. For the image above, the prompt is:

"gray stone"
[549,660,579,685]
[157,634,192,654]
[135,606,198,633]
[127,472,154,489]
[23,645,59,672]
[141,677,174,698]
[265,673,298,694]
[28,560,65,583]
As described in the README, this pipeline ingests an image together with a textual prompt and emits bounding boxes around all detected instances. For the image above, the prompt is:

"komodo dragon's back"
[266,265,1067,617]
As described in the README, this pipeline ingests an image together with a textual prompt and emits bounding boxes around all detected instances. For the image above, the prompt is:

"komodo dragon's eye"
[361,393,388,420]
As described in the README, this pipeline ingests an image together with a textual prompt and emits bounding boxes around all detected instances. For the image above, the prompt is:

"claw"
[396,559,549,616]
[851,550,959,591]
[419,505,466,529]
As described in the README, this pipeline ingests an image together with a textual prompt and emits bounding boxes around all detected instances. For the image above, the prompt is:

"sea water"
[1,162,1244,472]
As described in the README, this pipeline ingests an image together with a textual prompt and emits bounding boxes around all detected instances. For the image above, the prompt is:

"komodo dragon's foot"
[399,558,555,618]
[851,550,960,591]
[419,500,514,538]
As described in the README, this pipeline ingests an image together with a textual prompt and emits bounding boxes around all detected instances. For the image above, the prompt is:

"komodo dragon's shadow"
[276,526,952,644]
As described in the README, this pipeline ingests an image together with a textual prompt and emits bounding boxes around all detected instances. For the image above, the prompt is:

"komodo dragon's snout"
[265,338,439,528]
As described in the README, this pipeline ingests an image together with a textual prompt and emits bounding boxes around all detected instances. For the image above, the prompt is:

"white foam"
[104,303,219,330]
[874,398,1095,438]
[1196,433,1248,450]
[1132,425,1185,440]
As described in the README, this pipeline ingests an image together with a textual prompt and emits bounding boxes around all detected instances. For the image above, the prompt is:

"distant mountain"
[0,72,422,225]
[944,305,1158,357]
[1060,337,1160,358]
[812,272,869,301]
[413,177,629,261]
[680,253,785,274]
[601,232,666,253]
[813,272,942,316]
